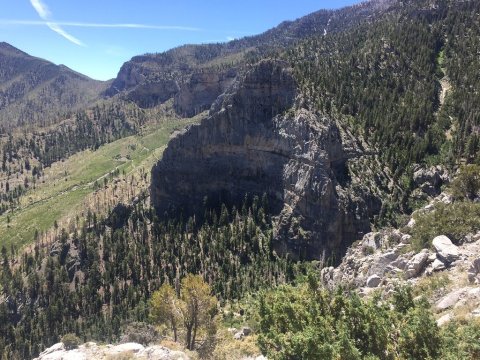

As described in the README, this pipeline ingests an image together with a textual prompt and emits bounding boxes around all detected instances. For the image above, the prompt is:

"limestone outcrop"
[151,60,379,260]
[174,69,237,117]
[33,342,189,360]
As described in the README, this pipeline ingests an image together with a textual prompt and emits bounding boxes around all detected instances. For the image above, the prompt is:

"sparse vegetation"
[411,202,480,250]
[61,333,82,350]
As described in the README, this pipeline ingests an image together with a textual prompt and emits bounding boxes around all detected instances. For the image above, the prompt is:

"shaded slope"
[0,42,107,129]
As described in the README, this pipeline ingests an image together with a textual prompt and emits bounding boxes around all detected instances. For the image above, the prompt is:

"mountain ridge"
[0,42,108,129]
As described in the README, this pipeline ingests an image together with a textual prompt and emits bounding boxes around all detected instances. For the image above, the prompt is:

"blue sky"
[0,0,361,80]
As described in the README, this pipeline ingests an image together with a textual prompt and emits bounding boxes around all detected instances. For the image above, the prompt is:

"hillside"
[0,0,480,359]
[0,42,107,130]
[105,0,395,113]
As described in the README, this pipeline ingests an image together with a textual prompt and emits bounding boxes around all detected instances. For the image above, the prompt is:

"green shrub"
[411,201,480,251]
[451,165,480,200]
[61,333,81,350]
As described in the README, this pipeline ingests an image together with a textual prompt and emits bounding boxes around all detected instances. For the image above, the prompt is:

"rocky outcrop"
[432,235,459,264]
[105,1,395,110]
[413,165,450,197]
[174,69,237,117]
[151,60,379,261]
[34,342,189,360]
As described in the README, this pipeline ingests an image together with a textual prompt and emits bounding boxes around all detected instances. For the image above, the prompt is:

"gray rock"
[436,288,466,311]
[413,166,445,196]
[432,235,459,263]
[391,257,408,270]
[405,250,429,279]
[401,234,412,244]
[233,331,244,340]
[151,60,379,261]
[363,232,381,250]
[471,308,480,318]
[174,69,237,117]
[34,342,190,360]
[241,326,252,336]
[367,251,399,277]
[366,274,382,288]
[436,313,453,326]
[468,258,480,284]
[431,258,446,272]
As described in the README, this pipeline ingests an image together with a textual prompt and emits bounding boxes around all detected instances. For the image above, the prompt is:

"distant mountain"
[0,42,107,129]
[105,0,396,115]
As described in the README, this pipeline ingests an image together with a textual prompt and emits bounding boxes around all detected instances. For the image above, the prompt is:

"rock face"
[151,60,377,260]
[34,342,189,360]
[413,166,449,197]
[174,69,237,117]
[432,235,459,264]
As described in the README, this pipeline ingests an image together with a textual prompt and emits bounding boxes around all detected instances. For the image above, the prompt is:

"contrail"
[0,19,201,31]
[30,0,85,46]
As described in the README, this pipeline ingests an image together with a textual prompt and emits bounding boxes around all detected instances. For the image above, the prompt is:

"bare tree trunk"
[191,319,198,350]
[186,325,192,350]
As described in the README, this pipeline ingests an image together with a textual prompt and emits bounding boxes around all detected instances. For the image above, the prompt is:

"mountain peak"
[0,41,29,57]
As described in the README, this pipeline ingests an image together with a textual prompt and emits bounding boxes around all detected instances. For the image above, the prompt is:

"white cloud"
[226,36,235,41]
[0,19,201,32]
[46,22,85,46]
[29,0,85,46]
[30,0,51,19]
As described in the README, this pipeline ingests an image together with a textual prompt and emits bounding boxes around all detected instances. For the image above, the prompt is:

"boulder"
[468,258,480,284]
[241,326,252,336]
[367,251,399,277]
[109,343,145,354]
[405,250,429,279]
[432,235,459,263]
[233,331,244,340]
[431,258,446,272]
[34,342,190,360]
[362,232,382,251]
[436,313,453,326]
[436,288,466,311]
[366,274,382,288]
[413,166,446,196]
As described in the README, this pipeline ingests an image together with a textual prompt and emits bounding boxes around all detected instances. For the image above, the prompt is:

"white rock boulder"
[432,235,459,263]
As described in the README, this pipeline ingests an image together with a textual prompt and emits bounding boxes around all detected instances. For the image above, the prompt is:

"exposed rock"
[404,250,429,279]
[233,326,253,340]
[241,326,252,336]
[468,258,480,284]
[436,288,466,311]
[406,218,416,228]
[174,69,237,117]
[401,234,412,244]
[362,232,382,251]
[413,166,449,197]
[109,342,144,354]
[366,274,382,288]
[436,313,453,326]
[471,308,480,318]
[432,235,459,264]
[227,327,238,335]
[431,259,446,272]
[151,60,380,261]
[368,251,399,277]
[34,342,190,360]
[233,332,244,340]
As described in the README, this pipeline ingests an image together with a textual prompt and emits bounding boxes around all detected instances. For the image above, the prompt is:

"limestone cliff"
[174,69,237,117]
[151,60,379,261]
